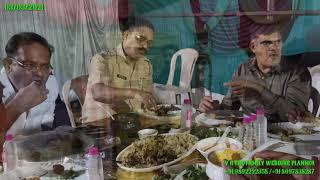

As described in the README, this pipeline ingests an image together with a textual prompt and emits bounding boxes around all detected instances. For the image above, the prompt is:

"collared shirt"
[0,69,59,135]
[82,44,153,123]
[221,57,311,122]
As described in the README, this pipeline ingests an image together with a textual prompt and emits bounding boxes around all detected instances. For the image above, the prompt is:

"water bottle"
[180,99,193,129]
[85,147,104,180]
[2,134,17,172]
[256,108,267,145]
[243,116,254,151]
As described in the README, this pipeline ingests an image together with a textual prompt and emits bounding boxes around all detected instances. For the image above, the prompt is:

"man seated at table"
[0,32,67,135]
[199,25,311,122]
[82,17,157,124]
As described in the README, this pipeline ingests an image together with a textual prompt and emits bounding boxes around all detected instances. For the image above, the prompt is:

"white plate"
[268,122,320,140]
[196,137,242,157]
[0,166,47,180]
[157,104,182,116]
[18,156,86,180]
[195,113,233,126]
[116,133,198,172]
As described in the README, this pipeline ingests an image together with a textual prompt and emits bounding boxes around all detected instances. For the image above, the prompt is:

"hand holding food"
[287,109,315,123]
[15,81,49,112]
[199,96,220,113]
[134,91,157,110]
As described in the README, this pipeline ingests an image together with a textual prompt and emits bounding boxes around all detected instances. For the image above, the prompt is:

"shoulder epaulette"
[99,49,117,59]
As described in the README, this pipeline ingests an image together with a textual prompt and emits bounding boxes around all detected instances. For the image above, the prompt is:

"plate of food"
[195,113,234,126]
[268,122,320,141]
[153,104,182,116]
[141,104,196,117]
[116,133,198,172]
[206,148,246,180]
[196,137,242,157]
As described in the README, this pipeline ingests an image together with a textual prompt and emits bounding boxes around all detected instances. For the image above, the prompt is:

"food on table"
[191,126,237,139]
[119,133,197,168]
[15,130,93,162]
[153,104,181,116]
[21,176,40,180]
[197,137,242,154]
[141,104,181,116]
[182,165,207,180]
[206,110,243,119]
[269,127,314,135]
[53,164,65,175]
[152,165,207,180]
[268,126,316,141]
[208,149,246,166]
[60,169,84,179]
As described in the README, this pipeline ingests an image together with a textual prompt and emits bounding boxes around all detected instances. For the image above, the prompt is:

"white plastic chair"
[62,75,88,128]
[62,80,76,128]
[167,48,199,87]
[308,65,320,116]
[168,48,199,104]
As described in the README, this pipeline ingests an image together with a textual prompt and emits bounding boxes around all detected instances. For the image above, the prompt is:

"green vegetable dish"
[152,165,207,180]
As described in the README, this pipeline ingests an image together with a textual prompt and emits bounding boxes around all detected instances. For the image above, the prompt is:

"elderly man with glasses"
[0,32,61,135]
[199,25,312,122]
[82,17,157,125]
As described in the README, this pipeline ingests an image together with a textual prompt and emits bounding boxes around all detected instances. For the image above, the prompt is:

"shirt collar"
[0,68,16,103]
[116,44,145,65]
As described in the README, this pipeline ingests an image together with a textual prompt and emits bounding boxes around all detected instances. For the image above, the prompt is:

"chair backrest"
[310,86,320,116]
[166,48,199,87]
[62,75,89,127]
[309,65,320,94]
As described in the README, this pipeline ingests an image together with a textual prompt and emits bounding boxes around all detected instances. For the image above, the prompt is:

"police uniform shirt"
[82,44,153,123]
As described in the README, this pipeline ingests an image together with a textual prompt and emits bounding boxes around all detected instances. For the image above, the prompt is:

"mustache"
[138,48,147,53]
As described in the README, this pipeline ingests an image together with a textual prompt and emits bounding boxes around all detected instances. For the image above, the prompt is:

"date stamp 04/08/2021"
[3,3,45,11]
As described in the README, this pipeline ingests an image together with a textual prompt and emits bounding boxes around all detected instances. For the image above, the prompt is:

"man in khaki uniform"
[82,17,157,124]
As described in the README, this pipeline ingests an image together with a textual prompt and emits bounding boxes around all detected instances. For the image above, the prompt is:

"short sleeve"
[88,54,113,85]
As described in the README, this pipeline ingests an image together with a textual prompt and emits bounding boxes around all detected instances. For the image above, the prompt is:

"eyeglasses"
[258,39,282,48]
[135,34,153,47]
[9,57,52,73]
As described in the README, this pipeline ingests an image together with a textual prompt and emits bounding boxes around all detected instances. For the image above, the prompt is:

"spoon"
[203,126,232,153]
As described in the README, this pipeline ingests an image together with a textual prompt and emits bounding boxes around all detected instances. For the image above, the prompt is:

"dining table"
[1,109,319,180]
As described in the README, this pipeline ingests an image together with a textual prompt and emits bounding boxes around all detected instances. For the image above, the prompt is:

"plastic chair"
[308,65,320,116]
[62,75,88,127]
[166,48,199,103]
[167,48,199,87]
[309,86,320,116]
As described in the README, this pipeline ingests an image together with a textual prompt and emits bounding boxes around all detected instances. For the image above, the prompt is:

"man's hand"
[287,109,314,123]
[134,91,157,110]
[199,96,220,113]
[14,81,48,113]
[224,79,264,97]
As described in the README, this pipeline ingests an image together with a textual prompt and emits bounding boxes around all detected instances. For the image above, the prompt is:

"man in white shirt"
[1,32,60,135]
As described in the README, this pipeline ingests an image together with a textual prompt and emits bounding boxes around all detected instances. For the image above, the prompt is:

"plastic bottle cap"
[256,108,265,115]
[250,114,257,122]
[5,134,13,141]
[88,147,99,156]
[243,116,252,124]
[183,99,191,104]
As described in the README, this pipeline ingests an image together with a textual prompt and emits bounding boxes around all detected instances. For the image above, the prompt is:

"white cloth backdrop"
[0,0,121,97]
